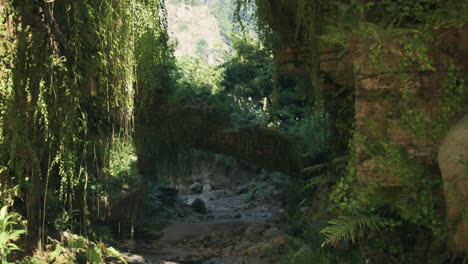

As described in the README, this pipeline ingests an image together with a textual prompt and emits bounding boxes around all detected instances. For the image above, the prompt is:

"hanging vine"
[0,0,168,246]
[233,0,330,154]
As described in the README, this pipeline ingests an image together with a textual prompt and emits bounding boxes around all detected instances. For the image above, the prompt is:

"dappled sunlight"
[0,0,467,263]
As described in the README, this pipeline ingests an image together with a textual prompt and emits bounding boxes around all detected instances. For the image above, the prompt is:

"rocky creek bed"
[116,174,291,264]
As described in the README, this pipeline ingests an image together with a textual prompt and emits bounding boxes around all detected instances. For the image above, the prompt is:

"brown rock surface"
[352,27,468,184]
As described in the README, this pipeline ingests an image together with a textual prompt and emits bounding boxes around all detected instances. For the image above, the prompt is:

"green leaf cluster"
[0,206,26,264]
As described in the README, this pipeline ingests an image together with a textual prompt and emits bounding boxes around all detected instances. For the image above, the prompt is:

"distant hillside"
[166,0,257,64]
[166,2,229,64]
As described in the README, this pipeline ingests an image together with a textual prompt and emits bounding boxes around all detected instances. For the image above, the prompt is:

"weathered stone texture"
[353,27,468,184]
[438,113,468,252]
[273,42,309,74]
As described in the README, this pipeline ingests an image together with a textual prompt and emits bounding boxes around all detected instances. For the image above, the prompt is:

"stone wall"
[352,27,468,251]
[353,27,468,184]
[319,27,468,252]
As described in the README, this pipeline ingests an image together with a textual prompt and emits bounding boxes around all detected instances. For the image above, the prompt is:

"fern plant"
[0,206,26,264]
[293,247,340,264]
[320,214,393,247]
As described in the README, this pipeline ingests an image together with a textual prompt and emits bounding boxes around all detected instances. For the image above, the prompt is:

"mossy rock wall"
[318,27,468,252]
[353,27,468,185]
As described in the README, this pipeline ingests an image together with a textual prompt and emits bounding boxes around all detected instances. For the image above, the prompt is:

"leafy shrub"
[0,206,26,264]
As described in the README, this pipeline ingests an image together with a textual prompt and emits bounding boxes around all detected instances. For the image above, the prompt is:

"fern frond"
[300,220,328,250]
[293,247,338,264]
[293,248,322,264]
[320,214,390,246]
[394,192,420,222]
[302,164,328,176]
[304,175,332,189]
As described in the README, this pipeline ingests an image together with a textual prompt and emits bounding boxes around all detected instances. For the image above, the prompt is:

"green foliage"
[427,0,468,27]
[49,244,62,263]
[20,256,46,264]
[316,0,467,260]
[38,237,128,264]
[54,209,79,234]
[1,0,465,262]
[290,113,333,154]
[106,247,128,264]
[221,35,274,106]
[221,35,321,136]
[0,206,26,264]
[292,247,340,264]
[68,236,86,251]
[134,0,176,120]
[326,137,447,253]
[106,137,141,190]
[234,0,323,109]
[86,246,103,264]
[0,0,174,251]
[151,33,317,180]
[283,219,361,264]
[441,63,468,115]
[320,214,393,246]
[173,56,224,98]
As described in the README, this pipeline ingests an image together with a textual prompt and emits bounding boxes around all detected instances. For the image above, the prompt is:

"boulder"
[202,183,213,193]
[438,113,468,252]
[191,198,208,214]
[190,182,203,194]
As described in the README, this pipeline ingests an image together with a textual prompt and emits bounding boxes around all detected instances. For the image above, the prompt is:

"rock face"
[351,27,468,184]
[318,26,468,251]
[438,113,468,252]
[191,198,208,214]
